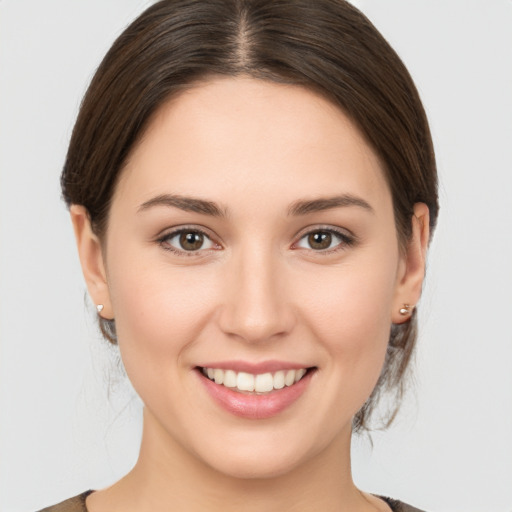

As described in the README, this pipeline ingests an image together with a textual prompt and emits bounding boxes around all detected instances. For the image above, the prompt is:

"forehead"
[116,77,390,213]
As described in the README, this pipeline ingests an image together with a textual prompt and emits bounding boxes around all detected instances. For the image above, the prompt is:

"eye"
[159,228,216,253]
[295,229,353,252]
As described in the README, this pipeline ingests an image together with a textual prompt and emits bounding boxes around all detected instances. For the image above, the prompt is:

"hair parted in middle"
[61,0,438,431]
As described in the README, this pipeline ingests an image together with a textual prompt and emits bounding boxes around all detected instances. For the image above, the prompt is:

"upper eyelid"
[293,224,355,240]
[156,226,222,254]
[292,226,357,253]
[157,234,222,264]
[154,224,355,248]
[156,224,218,241]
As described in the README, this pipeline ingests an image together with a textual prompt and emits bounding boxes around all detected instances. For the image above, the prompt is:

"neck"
[89,407,373,512]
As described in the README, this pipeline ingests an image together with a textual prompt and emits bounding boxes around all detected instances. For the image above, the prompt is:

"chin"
[204,449,306,480]
[188,422,341,481]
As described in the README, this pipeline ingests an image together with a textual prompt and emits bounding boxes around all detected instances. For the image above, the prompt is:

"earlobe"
[70,205,113,319]
[392,203,430,324]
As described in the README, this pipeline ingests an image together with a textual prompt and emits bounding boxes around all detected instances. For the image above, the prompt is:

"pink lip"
[197,359,309,374]
[196,366,314,420]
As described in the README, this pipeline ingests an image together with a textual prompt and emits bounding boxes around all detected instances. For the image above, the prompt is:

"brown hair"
[61,0,438,431]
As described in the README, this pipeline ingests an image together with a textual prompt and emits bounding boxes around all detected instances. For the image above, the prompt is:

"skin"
[72,77,429,512]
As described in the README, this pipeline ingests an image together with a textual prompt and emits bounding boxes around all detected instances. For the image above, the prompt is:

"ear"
[392,202,430,324]
[70,205,113,319]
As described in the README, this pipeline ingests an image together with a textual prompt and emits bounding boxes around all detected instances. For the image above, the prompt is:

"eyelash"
[157,226,219,256]
[156,226,356,256]
[293,226,356,254]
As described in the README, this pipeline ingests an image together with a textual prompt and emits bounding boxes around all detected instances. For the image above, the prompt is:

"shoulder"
[36,491,426,512]
[380,496,427,512]
[37,491,92,512]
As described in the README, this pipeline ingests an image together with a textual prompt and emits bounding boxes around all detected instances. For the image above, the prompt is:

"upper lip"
[197,360,313,374]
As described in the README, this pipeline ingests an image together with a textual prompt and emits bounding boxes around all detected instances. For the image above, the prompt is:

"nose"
[217,245,296,344]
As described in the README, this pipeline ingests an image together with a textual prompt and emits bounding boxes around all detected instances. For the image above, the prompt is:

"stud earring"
[96,304,104,313]
[399,304,413,316]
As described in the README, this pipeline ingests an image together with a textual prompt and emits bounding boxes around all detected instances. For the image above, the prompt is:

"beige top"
[38,491,426,512]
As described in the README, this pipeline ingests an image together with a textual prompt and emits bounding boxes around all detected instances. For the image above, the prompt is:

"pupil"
[309,231,331,250]
[180,232,203,250]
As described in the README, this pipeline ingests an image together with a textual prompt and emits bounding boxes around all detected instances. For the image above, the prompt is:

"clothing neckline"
[78,490,405,512]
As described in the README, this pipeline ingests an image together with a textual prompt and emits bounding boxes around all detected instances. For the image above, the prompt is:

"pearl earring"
[96,304,104,313]
[399,304,413,315]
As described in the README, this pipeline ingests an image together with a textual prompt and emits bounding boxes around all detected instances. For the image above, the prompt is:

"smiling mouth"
[199,367,314,394]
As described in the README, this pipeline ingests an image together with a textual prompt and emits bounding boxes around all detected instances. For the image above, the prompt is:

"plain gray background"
[1,1,511,511]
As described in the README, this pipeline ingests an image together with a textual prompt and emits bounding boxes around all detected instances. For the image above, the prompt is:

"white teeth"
[223,369,237,388]
[202,367,309,393]
[273,370,285,389]
[295,368,307,382]
[284,369,296,387]
[213,368,224,385]
[255,373,274,393]
[237,372,255,392]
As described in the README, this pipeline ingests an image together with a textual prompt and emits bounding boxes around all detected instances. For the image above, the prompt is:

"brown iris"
[308,231,332,250]
[179,231,204,251]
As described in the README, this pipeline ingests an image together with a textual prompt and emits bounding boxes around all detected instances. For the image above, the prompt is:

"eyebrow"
[288,194,374,216]
[137,193,374,217]
[138,194,226,217]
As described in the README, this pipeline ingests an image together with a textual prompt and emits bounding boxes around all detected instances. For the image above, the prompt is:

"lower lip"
[197,369,313,420]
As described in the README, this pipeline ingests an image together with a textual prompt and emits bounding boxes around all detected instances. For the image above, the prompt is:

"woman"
[40,1,437,510]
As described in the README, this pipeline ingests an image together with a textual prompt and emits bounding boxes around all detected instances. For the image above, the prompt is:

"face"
[77,78,423,479]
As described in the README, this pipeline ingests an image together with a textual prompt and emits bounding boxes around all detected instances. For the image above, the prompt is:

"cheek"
[106,249,219,375]
[293,250,398,398]
[297,253,397,340]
